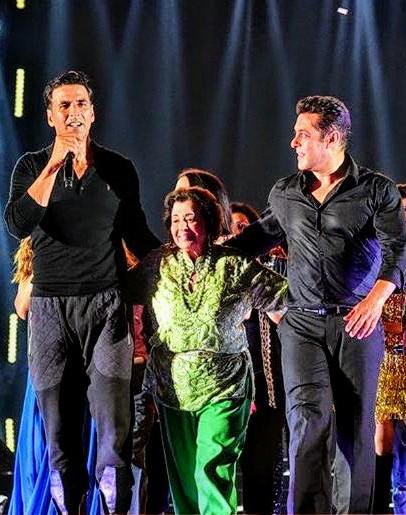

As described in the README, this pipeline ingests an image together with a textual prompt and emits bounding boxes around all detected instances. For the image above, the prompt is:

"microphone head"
[63,152,74,189]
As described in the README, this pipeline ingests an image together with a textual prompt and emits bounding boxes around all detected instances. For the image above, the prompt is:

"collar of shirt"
[45,140,99,190]
[298,153,359,193]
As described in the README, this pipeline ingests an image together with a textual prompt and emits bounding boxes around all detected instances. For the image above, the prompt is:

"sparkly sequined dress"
[375,291,406,423]
[375,291,406,515]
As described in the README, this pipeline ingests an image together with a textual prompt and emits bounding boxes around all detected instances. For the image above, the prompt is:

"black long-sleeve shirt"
[4,141,160,296]
[230,155,406,308]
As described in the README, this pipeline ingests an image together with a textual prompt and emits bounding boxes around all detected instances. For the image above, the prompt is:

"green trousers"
[158,397,251,514]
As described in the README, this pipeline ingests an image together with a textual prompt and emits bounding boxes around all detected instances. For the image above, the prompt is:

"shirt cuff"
[379,268,404,291]
[16,192,46,228]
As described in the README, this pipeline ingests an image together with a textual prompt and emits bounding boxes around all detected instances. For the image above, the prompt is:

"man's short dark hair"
[163,187,222,243]
[43,70,93,108]
[296,95,351,149]
[397,183,406,199]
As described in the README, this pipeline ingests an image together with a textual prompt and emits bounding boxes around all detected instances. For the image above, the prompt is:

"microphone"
[63,152,74,189]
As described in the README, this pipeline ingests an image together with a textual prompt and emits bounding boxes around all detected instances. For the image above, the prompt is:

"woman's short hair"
[164,187,222,243]
[177,168,232,235]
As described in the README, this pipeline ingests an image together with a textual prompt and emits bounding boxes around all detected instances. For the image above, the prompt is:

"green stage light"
[5,418,15,452]
[8,313,18,364]
[14,68,25,118]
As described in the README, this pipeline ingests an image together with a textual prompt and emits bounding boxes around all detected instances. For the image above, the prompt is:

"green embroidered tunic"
[132,245,287,411]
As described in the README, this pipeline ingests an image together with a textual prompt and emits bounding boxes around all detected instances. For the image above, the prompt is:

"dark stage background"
[1,0,406,454]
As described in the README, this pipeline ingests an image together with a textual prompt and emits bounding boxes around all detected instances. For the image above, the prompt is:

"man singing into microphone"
[5,70,160,514]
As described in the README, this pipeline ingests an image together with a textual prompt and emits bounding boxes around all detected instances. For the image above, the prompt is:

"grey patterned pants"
[29,289,134,512]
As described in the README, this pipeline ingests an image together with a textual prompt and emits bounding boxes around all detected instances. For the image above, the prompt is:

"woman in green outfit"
[128,186,287,515]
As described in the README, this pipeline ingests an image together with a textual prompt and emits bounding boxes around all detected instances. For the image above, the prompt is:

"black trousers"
[240,372,285,514]
[132,363,170,514]
[28,289,134,512]
[279,310,384,514]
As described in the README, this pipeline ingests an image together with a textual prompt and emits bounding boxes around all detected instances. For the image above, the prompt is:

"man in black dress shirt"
[5,71,160,514]
[231,96,406,514]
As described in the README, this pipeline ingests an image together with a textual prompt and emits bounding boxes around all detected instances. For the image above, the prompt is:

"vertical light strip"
[5,419,15,452]
[8,313,18,364]
[16,0,26,9]
[14,68,25,118]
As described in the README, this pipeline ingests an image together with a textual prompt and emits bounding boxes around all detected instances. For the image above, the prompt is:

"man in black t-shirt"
[5,70,160,514]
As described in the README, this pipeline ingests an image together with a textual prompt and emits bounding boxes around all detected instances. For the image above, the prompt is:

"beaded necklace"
[178,245,213,313]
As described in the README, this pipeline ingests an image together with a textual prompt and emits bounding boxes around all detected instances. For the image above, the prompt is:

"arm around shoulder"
[226,180,286,257]
[236,256,288,313]
[120,160,161,260]
[124,247,163,305]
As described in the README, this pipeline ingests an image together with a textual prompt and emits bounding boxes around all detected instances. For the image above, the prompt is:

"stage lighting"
[7,314,18,364]
[5,419,15,453]
[16,0,26,9]
[337,7,349,16]
[14,68,25,118]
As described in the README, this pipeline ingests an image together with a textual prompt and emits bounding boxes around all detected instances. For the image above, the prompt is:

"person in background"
[12,237,33,319]
[230,202,260,237]
[231,201,287,514]
[128,187,287,515]
[176,168,232,238]
[373,183,406,515]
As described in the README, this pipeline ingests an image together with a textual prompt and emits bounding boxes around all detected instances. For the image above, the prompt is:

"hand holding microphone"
[48,135,84,188]
[43,135,79,176]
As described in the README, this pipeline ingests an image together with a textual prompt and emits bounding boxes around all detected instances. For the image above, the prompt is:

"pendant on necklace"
[178,247,213,312]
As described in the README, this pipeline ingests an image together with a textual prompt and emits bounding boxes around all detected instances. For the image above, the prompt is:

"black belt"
[289,306,353,316]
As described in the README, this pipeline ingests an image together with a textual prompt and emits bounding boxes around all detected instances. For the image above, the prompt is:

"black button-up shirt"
[231,155,406,308]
